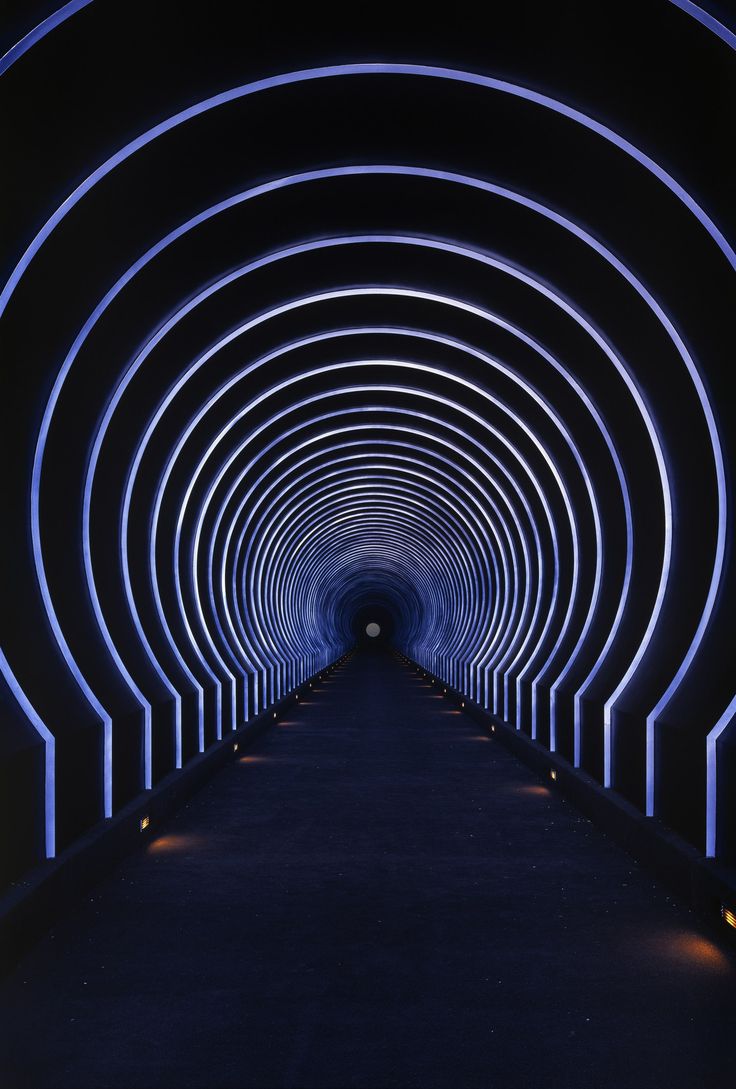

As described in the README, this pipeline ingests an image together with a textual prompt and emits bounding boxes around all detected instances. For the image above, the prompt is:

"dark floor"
[1,649,735,1089]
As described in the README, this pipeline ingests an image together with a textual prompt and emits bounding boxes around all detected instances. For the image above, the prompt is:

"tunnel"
[1,3,735,1087]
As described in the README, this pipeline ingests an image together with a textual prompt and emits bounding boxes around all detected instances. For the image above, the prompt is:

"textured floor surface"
[1,648,735,1089]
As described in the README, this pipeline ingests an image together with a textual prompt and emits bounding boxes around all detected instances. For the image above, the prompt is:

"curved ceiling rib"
[1,1,733,888]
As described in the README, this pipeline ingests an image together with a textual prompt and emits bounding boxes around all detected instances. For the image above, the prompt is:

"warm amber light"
[649,929,731,973]
[140,815,150,831]
[516,784,551,798]
[550,769,557,781]
[722,905,736,929]
[148,833,206,853]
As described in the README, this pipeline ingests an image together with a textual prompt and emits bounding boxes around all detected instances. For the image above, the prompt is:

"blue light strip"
[28,227,670,831]
[113,236,648,748]
[160,354,571,723]
[32,160,704,809]
[0,0,93,76]
[243,476,491,685]
[667,0,736,51]
[3,57,729,862]
[214,411,526,705]
[175,319,589,713]
[214,445,498,691]
[160,375,556,721]
[0,649,55,858]
[218,432,518,698]
[706,694,736,856]
[3,63,734,326]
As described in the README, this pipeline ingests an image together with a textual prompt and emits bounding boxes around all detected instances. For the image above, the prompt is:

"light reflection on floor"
[642,929,733,975]
[147,833,208,854]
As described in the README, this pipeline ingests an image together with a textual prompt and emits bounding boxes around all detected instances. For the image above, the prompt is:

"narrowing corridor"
[1,649,733,1089]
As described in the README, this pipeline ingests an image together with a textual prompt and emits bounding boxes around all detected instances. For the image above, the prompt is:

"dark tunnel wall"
[0,0,734,887]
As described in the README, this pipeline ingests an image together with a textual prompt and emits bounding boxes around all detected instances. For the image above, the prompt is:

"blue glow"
[706,693,736,856]
[0,0,93,76]
[111,233,656,755]
[29,162,712,818]
[0,649,55,858]
[667,0,736,51]
[2,56,728,861]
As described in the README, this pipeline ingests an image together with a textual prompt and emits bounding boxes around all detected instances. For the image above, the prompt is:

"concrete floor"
[1,649,734,1088]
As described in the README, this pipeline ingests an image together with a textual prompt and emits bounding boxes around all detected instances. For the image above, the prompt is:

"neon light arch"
[2,18,732,879]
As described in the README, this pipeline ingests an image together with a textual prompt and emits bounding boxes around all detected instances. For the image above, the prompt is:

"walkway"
[1,649,734,1088]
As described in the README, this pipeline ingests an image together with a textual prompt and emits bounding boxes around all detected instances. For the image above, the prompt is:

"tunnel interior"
[0,1,734,904]
[351,605,396,648]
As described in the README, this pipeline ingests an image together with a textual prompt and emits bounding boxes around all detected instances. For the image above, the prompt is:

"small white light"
[550,769,558,782]
[233,742,239,753]
[140,815,150,832]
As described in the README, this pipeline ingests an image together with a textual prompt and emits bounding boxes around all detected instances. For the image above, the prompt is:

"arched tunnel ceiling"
[1,1,734,885]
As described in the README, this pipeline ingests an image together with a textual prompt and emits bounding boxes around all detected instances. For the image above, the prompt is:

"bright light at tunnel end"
[1,25,733,897]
